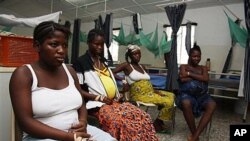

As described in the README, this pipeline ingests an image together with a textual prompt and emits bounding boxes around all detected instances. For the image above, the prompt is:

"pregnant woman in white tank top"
[9,21,116,141]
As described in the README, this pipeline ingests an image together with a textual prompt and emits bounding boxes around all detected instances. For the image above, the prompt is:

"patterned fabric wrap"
[176,80,212,117]
[98,102,158,141]
[180,80,208,97]
[129,80,175,121]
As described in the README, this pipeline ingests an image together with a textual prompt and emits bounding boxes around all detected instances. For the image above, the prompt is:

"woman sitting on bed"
[176,43,216,141]
[112,44,175,132]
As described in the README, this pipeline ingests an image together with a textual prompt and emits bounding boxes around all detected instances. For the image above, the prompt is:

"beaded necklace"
[91,56,109,77]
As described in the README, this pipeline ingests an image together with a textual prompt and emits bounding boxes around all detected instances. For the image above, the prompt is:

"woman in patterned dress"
[112,45,175,132]
[73,29,158,141]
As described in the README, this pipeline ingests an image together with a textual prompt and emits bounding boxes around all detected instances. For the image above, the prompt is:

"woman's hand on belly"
[69,121,90,138]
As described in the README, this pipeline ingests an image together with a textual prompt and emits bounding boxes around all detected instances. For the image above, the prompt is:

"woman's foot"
[187,134,192,141]
[187,134,199,141]
[153,118,169,133]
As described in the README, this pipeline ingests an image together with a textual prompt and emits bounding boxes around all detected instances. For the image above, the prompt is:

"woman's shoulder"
[200,65,208,71]
[200,65,206,68]
[11,65,33,83]
[179,64,188,68]
[65,64,74,70]
[65,64,77,75]
[117,62,130,68]
[13,65,31,75]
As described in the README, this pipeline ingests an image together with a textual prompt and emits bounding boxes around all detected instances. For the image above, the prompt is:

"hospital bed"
[207,71,248,122]
[208,72,240,100]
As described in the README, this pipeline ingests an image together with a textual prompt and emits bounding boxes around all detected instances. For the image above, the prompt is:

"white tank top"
[26,64,82,132]
[126,64,150,85]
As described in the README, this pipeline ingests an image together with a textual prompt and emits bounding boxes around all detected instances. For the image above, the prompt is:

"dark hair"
[125,45,141,63]
[87,28,105,44]
[125,50,131,63]
[189,42,201,56]
[33,21,71,45]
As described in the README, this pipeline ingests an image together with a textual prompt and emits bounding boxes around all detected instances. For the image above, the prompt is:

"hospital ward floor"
[153,98,250,141]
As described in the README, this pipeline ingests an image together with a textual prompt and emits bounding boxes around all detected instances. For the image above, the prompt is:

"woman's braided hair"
[188,42,201,64]
[33,21,71,45]
[189,42,201,56]
[87,28,105,44]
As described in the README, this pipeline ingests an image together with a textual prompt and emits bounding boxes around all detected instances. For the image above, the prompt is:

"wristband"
[187,72,190,76]
[95,95,100,101]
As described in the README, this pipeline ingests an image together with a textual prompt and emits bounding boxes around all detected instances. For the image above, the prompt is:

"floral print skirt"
[98,102,158,141]
[130,80,175,121]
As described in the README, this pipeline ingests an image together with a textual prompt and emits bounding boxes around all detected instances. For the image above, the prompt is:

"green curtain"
[226,13,248,48]
[140,24,172,57]
[80,31,87,42]
[113,23,126,45]
[159,33,172,57]
[113,23,153,46]
[139,24,159,56]
[113,23,172,57]
[125,32,138,45]
[0,26,13,32]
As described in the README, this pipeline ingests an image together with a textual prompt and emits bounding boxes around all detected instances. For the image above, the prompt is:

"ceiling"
[0,0,242,23]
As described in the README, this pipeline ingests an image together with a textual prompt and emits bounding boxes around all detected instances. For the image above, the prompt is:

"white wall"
[82,3,245,72]
[0,70,15,141]
[185,3,245,73]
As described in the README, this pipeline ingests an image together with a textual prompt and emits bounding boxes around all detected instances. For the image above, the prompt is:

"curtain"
[133,13,142,34]
[244,0,250,102]
[0,26,12,32]
[221,18,243,78]
[64,20,71,64]
[164,4,186,92]
[70,19,81,64]
[103,13,113,66]
[220,41,236,78]
[185,22,192,54]
[94,15,103,30]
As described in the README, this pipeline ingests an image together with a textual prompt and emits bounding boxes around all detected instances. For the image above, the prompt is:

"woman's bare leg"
[182,99,196,134]
[192,101,216,141]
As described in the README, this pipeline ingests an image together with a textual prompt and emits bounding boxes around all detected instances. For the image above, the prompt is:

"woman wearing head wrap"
[112,44,175,132]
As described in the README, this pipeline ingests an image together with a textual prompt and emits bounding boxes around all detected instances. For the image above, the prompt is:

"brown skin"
[113,49,161,95]
[113,49,167,131]
[9,31,90,141]
[82,35,113,105]
[179,50,216,141]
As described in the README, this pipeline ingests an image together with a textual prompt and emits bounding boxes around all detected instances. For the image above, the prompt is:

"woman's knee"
[181,99,192,109]
[205,101,216,112]
[210,101,216,108]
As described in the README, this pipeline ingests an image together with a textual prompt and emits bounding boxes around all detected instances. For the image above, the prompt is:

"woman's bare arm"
[179,65,192,82]
[188,66,209,82]
[9,66,73,141]
[112,62,129,80]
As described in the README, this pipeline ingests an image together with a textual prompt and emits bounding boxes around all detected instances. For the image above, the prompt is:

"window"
[104,29,119,62]
[165,25,196,65]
